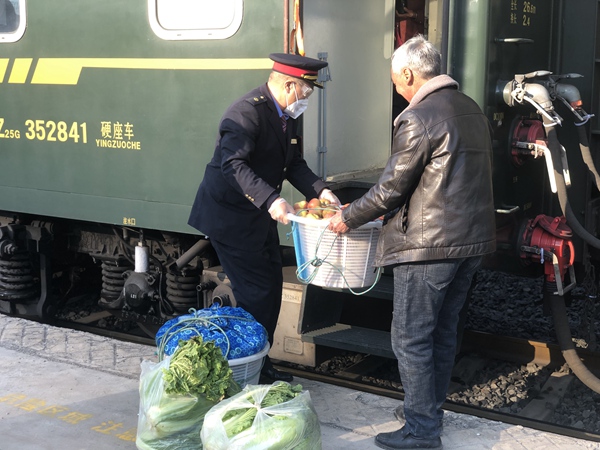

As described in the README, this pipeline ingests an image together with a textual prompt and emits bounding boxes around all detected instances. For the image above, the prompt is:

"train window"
[0,0,25,43]
[148,0,243,41]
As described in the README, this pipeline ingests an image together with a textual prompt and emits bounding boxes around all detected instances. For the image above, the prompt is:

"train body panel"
[1,0,600,386]
[1,0,279,233]
[0,0,397,235]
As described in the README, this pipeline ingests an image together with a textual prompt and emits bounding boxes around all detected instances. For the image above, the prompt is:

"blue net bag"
[155,305,268,360]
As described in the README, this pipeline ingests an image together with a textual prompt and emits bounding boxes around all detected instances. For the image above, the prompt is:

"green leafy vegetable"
[162,336,240,401]
[136,336,241,450]
[201,382,322,450]
[221,382,302,437]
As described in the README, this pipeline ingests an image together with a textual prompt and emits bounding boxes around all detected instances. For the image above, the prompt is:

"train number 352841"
[24,119,88,144]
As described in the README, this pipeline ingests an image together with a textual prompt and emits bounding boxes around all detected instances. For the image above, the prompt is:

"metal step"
[303,323,395,359]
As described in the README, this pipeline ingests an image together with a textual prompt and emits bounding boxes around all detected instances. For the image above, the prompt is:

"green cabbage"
[201,382,322,450]
[136,336,240,450]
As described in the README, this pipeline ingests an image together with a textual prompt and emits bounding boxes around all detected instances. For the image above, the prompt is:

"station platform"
[0,314,598,450]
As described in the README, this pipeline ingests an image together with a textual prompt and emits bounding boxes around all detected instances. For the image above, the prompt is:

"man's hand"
[268,197,295,225]
[319,189,341,207]
[328,210,350,234]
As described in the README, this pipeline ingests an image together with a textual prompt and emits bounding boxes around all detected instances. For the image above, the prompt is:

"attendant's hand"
[268,197,295,225]
[319,189,341,207]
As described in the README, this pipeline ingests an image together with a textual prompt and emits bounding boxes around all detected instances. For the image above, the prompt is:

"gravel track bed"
[312,269,600,435]
[465,270,600,433]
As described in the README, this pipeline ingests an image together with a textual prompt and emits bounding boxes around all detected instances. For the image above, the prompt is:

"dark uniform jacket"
[342,75,496,266]
[188,83,328,251]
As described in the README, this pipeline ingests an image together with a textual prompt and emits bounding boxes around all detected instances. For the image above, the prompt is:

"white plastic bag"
[136,357,213,450]
[201,382,321,450]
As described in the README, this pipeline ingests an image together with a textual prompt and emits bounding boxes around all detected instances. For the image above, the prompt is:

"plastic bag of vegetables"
[201,381,321,450]
[136,336,240,450]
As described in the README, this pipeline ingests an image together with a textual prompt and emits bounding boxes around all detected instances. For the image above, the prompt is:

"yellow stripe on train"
[7,58,33,83]
[24,58,272,85]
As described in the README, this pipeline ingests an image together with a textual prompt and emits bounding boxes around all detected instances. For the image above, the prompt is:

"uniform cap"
[269,53,328,88]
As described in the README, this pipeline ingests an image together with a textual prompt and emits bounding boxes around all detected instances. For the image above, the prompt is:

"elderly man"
[189,53,339,382]
[329,35,495,449]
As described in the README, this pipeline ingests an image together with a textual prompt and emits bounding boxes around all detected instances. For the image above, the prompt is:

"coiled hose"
[575,119,600,191]
[549,288,600,392]
[544,116,600,249]
[543,115,600,393]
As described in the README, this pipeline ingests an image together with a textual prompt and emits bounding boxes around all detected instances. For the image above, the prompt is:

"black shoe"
[260,366,293,382]
[375,428,442,449]
[394,407,443,436]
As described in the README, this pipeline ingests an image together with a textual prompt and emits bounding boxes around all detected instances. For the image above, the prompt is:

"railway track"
[277,329,600,443]
[281,364,600,443]
[45,310,600,443]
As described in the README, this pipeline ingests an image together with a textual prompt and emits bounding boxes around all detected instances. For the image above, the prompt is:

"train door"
[278,0,398,243]
[279,0,448,191]
[300,0,394,181]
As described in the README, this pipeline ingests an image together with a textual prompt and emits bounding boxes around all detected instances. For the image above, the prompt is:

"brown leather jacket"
[342,76,496,266]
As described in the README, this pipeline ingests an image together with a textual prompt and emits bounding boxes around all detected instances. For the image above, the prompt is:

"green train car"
[0,0,396,313]
[1,0,600,388]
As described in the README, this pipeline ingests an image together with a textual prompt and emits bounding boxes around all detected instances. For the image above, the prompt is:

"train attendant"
[328,35,496,449]
[188,53,340,382]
